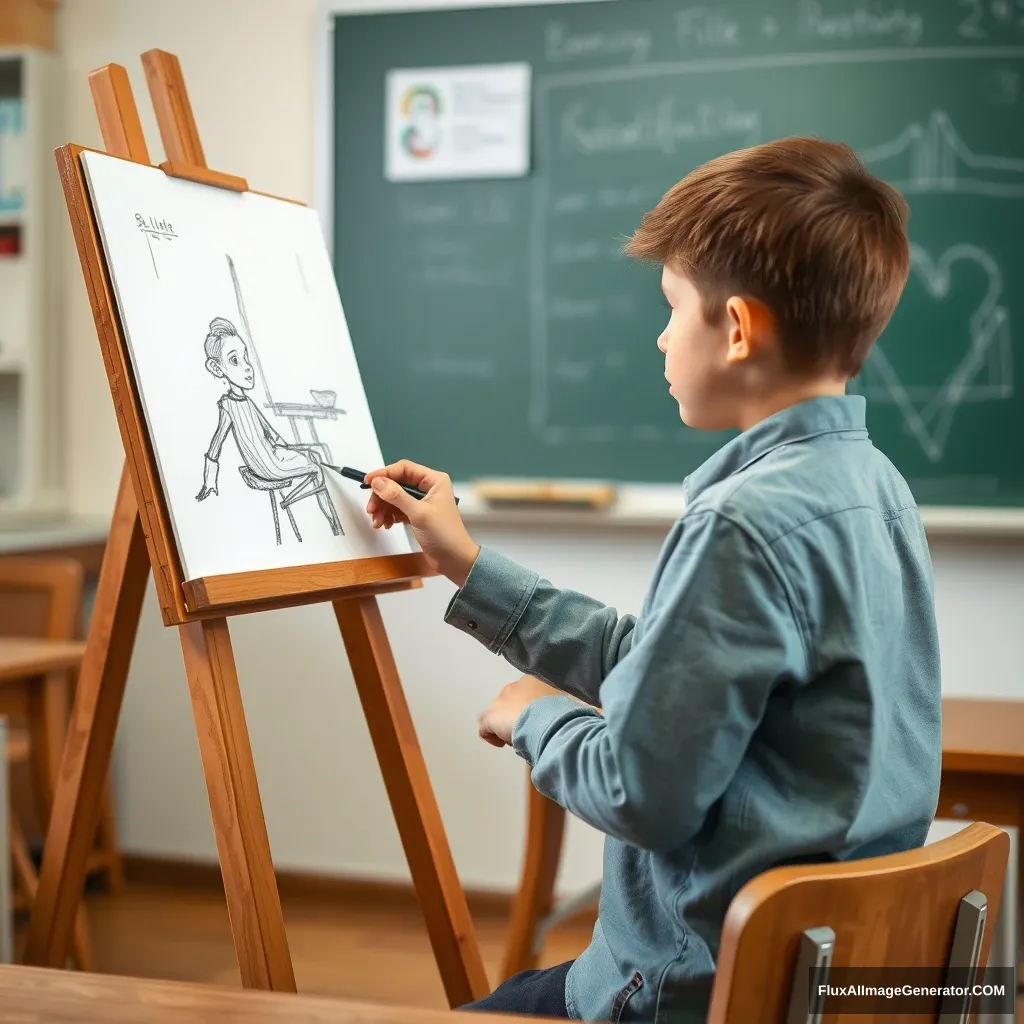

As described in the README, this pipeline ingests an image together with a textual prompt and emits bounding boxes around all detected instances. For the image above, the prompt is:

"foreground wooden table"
[0,964,543,1023]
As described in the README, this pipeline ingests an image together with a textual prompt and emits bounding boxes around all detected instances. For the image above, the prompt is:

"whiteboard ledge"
[454,484,1024,536]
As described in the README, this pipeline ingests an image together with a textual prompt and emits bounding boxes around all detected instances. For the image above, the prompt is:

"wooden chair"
[0,556,126,967]
[706,820,1008,1022]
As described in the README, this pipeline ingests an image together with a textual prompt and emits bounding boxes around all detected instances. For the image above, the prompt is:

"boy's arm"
[444,546,637,706]
[199,401,232,497]
[507,510,810,852]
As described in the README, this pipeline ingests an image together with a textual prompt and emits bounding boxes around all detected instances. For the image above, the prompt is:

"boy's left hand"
[478,675,565,748]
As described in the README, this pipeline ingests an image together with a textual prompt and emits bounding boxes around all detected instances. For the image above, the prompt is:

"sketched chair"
[238,467,303,545]
[237,445,343,545]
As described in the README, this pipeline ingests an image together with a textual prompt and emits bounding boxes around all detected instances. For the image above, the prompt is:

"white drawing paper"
[80,150,415,580]
[385,63,531,182]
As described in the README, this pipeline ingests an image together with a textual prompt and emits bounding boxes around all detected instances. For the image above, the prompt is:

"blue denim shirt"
[445,395,941,1022]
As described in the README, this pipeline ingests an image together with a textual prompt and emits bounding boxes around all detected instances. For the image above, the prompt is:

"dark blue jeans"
[459,959,573,1017]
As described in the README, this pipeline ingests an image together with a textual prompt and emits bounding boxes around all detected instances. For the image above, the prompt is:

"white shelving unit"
[0,46,63,524]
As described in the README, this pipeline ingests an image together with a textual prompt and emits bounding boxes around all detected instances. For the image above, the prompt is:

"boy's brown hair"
[626,137,910,376]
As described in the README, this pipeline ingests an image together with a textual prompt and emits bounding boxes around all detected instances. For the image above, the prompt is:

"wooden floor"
[13,886,1024,1017]
[14,885,591,1011]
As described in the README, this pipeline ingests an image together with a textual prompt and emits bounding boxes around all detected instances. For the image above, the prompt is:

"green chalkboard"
[331,1,1024,506]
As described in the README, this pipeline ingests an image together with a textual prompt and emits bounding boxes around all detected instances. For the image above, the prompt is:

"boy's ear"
[205,357,225,378]
[724,296,776,364]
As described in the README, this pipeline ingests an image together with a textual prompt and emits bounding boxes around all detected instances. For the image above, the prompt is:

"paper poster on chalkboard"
[79,150,415,581]
[385,63,531,182]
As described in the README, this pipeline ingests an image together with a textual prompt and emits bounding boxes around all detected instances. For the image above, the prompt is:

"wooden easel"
[22,50,490,1006]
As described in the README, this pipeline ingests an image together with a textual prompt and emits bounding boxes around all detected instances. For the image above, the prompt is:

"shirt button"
[467,620,478,630]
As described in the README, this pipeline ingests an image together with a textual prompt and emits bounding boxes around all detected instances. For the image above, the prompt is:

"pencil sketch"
[196,254,346,544]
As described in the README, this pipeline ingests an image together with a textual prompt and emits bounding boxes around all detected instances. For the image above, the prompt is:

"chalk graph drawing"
[856,243,1013,464]
[860,109,1024,197]
[851,112,1020,462]
[196,255,345,545]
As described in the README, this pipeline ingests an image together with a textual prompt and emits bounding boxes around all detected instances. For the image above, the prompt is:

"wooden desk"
[940,698,1024,931]
[0,519,108,577]
[0,639,88,685]
[0,964,544,1023]
[0,638,87,811]
[0,638,87,802]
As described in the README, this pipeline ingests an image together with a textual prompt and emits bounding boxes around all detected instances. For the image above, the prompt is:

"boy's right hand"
[364,460,480,587]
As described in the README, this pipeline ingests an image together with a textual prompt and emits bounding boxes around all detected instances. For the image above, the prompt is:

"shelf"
[453,482,1024,537]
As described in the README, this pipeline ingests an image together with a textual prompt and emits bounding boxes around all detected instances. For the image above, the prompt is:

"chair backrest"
[707,822,1009,1024]
[0,556,84,640]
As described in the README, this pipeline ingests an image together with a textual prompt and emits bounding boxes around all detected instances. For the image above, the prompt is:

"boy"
[197,316,342,535]
[364,138,941,1022]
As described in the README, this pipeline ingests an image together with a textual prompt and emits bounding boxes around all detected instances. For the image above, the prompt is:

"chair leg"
[10,811,93,971]
[94,785,125,893]
[316,489,343,536]
[501,772,568,980]
[268,490,281,545]
[284,504,302,542]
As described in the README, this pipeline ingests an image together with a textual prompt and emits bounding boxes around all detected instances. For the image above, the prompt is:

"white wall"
[58,0,1024,893]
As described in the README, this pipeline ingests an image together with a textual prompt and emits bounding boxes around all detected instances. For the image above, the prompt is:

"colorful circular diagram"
[401,85,443,159]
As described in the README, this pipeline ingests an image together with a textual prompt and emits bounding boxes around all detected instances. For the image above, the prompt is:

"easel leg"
[23,467,150,967]
[501,775,567,979]
[179,617,295,991]
[334,596,490,1007]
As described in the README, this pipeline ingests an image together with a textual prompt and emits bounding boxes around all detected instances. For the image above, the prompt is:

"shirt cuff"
[443,546,539,654]
[511,694,600,766]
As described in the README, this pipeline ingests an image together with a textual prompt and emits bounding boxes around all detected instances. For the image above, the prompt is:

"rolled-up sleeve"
[510,510,809,852]
[444,546,637,705]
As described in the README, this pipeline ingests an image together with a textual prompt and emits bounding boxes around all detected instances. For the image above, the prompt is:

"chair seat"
[238,467,293,492]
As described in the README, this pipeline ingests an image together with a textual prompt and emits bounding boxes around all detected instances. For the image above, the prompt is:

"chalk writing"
[551,297,602,319]
[676,7,742,48]
[471,193,514,225]
[552,193,591,215]
[551,240,603,264]
[410,356,497,379]
[560,97,761,156]
[796,0,924,46]
[397,198,459,226]
[419,237,475,259]
[545,21,652,64]
[955,0,1024,38]
[419,264,511,287]
[549,296,634,318]
[552,359,594,383]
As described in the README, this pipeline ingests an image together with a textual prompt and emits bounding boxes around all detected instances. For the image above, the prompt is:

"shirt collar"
[683,394,868,503]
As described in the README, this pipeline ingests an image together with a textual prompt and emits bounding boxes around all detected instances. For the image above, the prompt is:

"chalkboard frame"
[312,0,1024,535]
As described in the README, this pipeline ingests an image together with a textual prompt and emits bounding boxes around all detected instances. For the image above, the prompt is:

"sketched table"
[265,393,347,462]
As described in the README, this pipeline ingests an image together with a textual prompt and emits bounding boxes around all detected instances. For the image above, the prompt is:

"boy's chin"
[678,402,734,432]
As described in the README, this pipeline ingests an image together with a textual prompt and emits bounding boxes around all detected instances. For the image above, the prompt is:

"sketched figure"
[196,317,343,542]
